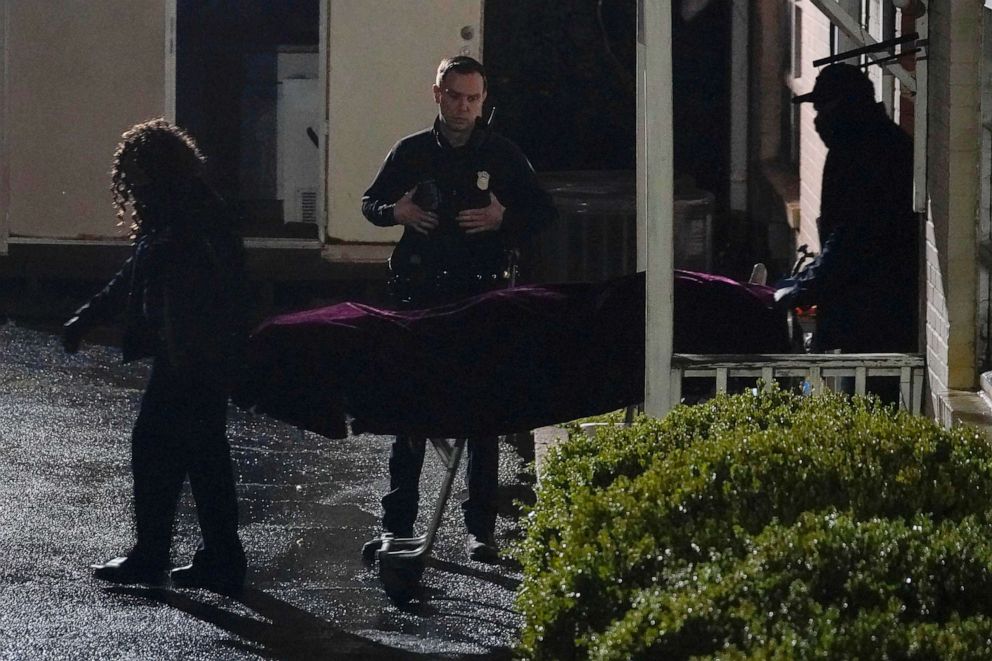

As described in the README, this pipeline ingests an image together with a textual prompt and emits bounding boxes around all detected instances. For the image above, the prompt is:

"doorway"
[175,0,323,240]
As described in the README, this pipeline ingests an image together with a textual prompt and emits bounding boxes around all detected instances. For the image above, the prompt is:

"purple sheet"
[234,271,790,439]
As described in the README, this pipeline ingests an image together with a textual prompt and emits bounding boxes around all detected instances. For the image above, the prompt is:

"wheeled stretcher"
[361,437,466,603]
[235,270,789,602]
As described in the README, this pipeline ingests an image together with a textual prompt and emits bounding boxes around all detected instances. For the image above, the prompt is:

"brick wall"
[797,9,833,254]
[926,2,951,409]
[924,2,982,420]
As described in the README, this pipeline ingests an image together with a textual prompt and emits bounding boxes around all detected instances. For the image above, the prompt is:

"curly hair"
[110,118,205,239]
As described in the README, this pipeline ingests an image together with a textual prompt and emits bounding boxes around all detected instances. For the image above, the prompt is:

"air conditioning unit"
[529,171,637,283]
[276,50,320,224]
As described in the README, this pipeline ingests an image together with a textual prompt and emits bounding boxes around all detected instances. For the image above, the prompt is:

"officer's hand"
[62,316,84,354]
[393,190,438,235]
[457,193,505,234]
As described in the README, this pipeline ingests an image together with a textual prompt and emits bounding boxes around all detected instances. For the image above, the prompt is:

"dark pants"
[381,436,499,538]
[380,271,508,539]
[129,357,244,569]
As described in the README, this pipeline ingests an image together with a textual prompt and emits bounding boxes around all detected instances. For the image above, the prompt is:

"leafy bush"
[514,388,992,660]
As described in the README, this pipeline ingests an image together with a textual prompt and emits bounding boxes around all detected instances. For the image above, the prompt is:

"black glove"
[62,316,84,354]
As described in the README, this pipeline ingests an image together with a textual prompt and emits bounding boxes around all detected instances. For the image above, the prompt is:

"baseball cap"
[792,63,875,105]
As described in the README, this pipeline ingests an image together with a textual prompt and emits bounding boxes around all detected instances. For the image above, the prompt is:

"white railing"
[672,353,926,414]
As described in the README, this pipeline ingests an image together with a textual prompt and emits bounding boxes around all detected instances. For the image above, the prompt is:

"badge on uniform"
[476,171,490,191]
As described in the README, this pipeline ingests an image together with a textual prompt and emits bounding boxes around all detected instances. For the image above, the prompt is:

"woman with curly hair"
[62,119,249,592]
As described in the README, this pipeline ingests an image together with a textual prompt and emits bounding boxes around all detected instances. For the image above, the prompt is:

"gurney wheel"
[361,536,382,565]
[377,553,425,605]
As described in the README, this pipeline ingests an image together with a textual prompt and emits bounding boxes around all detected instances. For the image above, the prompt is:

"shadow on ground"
[108,585,513,660]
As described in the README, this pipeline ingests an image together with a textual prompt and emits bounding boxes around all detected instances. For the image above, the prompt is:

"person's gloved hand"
[62,316,84,354]
[770,276,805,310]
[773,284,800,310]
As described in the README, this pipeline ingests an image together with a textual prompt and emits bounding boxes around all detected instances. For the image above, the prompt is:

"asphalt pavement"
[0,319,533,659]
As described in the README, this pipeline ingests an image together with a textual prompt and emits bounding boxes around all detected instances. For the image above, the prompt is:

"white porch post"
[638,0,675,416]
[729,0,749,212]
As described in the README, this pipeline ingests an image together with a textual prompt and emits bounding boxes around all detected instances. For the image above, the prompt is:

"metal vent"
[297,188,318,224]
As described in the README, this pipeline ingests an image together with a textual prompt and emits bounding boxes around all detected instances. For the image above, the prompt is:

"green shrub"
[514,388,992,660]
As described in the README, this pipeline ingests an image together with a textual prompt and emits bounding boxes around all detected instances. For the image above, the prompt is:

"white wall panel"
[6,1,167,240]
[326,0,483,243]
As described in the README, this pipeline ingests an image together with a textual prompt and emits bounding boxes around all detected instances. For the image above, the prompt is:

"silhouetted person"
[63,119,249,591]
[775,63,917,360]
[361,56,557,562]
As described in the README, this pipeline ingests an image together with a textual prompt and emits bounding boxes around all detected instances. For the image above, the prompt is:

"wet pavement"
[0,319,533,659]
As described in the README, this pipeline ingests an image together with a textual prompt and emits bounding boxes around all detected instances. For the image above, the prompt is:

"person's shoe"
[170,548,246,594]
[91,556,167,585]
[465,533,499,563]
[170,560,246,594]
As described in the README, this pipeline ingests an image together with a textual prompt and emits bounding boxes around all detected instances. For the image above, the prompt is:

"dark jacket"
[788,102,917,353]
[362,117,557,282]
[72,183,248,387]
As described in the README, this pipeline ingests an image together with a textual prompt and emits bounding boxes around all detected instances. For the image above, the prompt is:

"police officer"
[362,55,557,561]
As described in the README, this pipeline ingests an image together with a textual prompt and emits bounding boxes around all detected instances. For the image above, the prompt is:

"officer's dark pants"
[380,276,503,539]
[129,357,244,569]
[382,436,499,538]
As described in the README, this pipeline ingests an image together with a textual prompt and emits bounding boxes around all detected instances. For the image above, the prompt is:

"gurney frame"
[364,252,520,604]
[363,438,466,603]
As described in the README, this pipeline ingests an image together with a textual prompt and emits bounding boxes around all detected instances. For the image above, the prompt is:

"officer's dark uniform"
[362,116,557,542]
